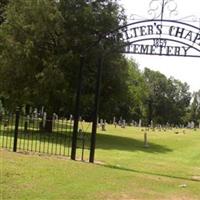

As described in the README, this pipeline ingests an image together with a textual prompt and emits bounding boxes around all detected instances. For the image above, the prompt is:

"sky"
[119,0,200,92]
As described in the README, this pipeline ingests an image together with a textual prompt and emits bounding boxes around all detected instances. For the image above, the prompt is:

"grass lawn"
[1,126,200,200]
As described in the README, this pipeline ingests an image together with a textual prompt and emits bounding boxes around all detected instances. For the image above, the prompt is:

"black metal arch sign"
[121,20,200,57]
[72,0,200,163]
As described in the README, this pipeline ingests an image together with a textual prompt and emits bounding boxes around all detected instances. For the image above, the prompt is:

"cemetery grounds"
[1,124,200,200]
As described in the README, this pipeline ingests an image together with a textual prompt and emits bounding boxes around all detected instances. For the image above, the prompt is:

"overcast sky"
[119,0,200,92]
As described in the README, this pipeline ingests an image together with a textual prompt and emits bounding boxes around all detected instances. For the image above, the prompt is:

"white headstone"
[113,116,116,124]
[191,121,195,129]
[139,119,142,127]
[122,120,126,128]
[33,108,38,119]
[150,120,153,128]
[43,112,47,128]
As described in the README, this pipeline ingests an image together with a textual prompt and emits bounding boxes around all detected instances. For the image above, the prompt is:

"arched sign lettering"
[86,0,200,163]
[120,20,200,57]
[104,0,200,58]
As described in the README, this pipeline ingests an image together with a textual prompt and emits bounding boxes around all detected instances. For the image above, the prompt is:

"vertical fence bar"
[89,53,103,163]
[55,131,58,155]
[51,132,54,154]
[63,134,67,156]
[31,130,34,152]
[71,55,84,160]
[5,117,9,148]
[59,133,62,156]
[9,115,14,149]
[1,118,4,147]
[81,137,85,161]
[23,117,26,150]
[13,108,20,152]
[26,117,30,151]
[43,123,46,153]
[47,130,50,154]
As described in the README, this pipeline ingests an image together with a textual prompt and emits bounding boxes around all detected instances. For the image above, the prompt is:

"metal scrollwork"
[166,0,178,18]
[148,0,178,19]
[148,0,162,19]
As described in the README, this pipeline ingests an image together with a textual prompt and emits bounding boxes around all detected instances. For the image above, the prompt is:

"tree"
[0,0,127,129]
[124,59,147,122]
[166,78,191,124]
[143,68,191,125]
[144,68,169,124]
[189,90,200,124]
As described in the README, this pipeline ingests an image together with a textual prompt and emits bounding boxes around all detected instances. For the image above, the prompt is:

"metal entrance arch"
[71,0,200,163]
[119,19,200,57]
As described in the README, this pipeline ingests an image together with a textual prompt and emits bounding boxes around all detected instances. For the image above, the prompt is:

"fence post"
[13,108,20,152]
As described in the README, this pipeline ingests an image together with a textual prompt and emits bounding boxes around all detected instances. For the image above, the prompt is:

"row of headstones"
[22,110,200,131]
[113,117,142,128]
[97,118,142,131]
[111,118,200,129]
[97,117,200,132]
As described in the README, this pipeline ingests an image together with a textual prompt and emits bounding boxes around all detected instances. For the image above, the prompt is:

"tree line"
[0,0,199,126]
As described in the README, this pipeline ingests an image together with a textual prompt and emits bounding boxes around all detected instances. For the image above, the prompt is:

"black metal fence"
[0,111,90,160]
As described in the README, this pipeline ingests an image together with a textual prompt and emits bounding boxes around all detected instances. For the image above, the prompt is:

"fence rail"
[0,112,90,160]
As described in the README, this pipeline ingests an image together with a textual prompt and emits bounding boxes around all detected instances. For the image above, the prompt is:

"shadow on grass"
[0,129,73,156]
[96,132,172,154]
[98,163,199,183]
[1,129,172,155]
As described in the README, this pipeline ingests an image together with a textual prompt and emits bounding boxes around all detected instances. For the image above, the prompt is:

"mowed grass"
[1,125,200,200]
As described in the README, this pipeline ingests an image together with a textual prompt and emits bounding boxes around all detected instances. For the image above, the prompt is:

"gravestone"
[43,112,47,128]
[187,122,191,128]
[102,120,106,131]
[53,113,58,120]
[41,106,44,116]
[131,120,135,126]
[113,116,116,124]
[150,120,153,128]
[121,119,126,128]
[191,121,195,129]
[113,116,117,128]
[100,119,103,127]
[139,119,142,127]
[79,116,82,122]
[33,108,39,127]
[33,108,38,119]
[100,119,106,131]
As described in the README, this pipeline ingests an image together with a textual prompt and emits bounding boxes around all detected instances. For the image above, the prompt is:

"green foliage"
[0,0,197,125]
[144,68,191,125]
[189,90,200,123]
[0,0,126,116]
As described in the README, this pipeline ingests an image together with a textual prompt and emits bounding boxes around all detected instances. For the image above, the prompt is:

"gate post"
[89,53,103,163]
[13,107,20,152]
[71,55,84,160]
